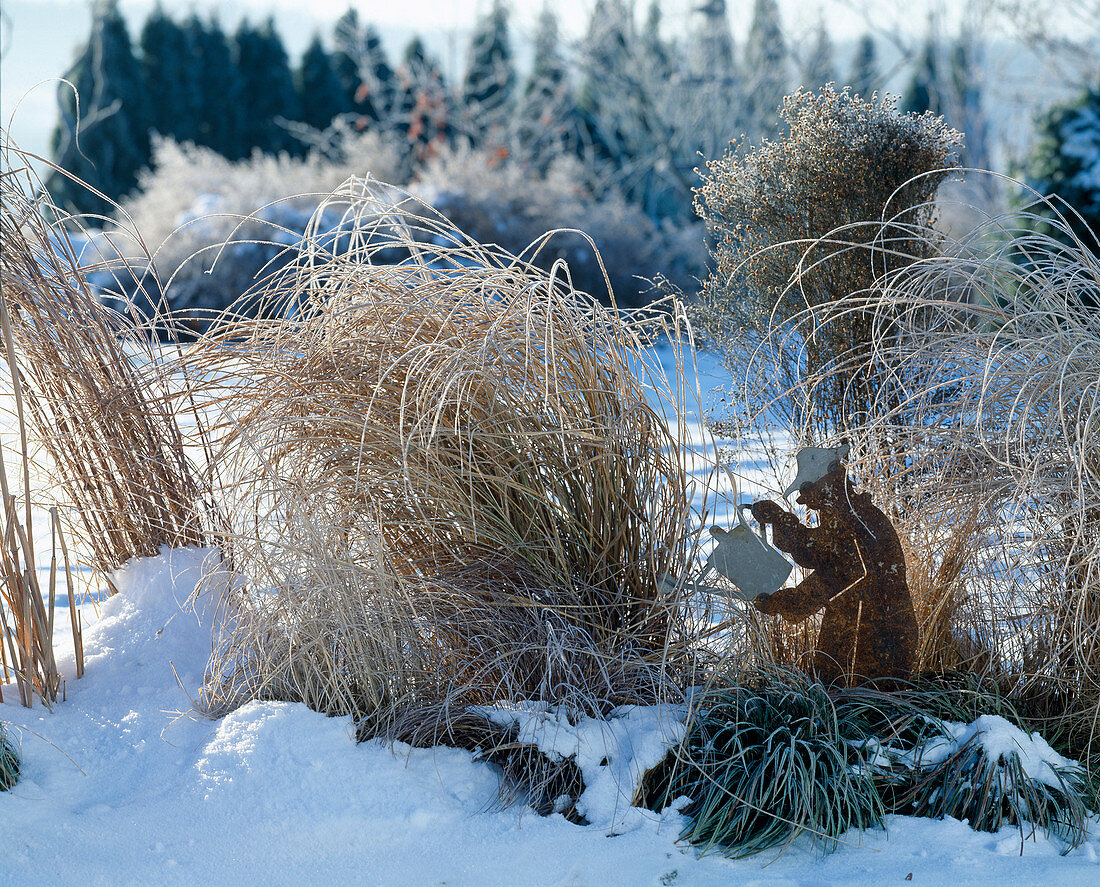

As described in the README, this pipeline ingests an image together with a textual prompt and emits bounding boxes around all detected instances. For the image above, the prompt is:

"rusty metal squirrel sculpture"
[749,457,918,686]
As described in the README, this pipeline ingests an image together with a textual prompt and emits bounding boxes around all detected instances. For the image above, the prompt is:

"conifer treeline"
[48,0,981,222]
[48,3,410,214]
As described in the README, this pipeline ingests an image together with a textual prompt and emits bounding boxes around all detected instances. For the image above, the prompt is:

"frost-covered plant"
[643,673,1096,859]
[197,181,700,737]
[105,131,403,324]
[1,146,214,576]
[866,713,1095,853]
[1026,85,1100,270]
[694,86,962,438]
[645,678,885,858]
[413,144,705,307]
[0,722,20,791]
[821,204,1100,769]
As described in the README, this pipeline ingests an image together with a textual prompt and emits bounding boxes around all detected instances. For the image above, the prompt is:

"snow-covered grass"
[1,336,1098,883]
[3,148,1100,882]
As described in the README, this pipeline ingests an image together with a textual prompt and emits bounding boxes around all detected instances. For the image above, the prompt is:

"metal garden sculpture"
[706,446,918,685]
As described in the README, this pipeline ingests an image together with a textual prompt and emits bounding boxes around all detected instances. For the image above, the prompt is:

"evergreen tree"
[801,20,834,91]
[297,35,344,131]
[332,11,396,129]
[461,0,517,140]
[525,7,568,101]
[48,0,150,215]
[743,0,789,134]
[902,32,942,116]
[358,25,397,125]
[576,0,634,167]
[188,15,243,158]
[689,0,735,81]
[675,0,745,220]
[577,0,702,221]
[641,0,673,81]
[332,9,366,116]
[518,6,577,165]
[1027,85,1100,278]
[399,38,449,161]
[140,6,200,143]
[235,18,301,156]
[850,33,877,98]
[951,30,989,172]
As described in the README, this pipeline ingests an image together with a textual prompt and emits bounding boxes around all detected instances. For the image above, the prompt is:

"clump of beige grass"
[196,179,701,741]
[0,139,215,578]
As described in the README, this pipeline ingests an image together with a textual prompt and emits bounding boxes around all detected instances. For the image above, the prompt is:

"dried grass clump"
[201,505,437,723]
[379,706,588,820]
[197,179,699,737]
[0,484,83,707]
[0,138,214,576]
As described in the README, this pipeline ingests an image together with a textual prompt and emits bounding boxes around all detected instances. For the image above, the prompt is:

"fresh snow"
[916,715,1080,788]
[2,349,1100,885]
[474,702,687,829]
[4,544,1100,886]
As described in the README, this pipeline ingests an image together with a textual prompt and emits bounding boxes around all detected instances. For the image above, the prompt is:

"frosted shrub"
[103,134,700,322]
[107,132,403,325]
[694,86,962,436]
[413,145,705,307]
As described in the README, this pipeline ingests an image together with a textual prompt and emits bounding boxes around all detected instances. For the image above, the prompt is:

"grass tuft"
[0,722,19,790]
[644,674,885,858]
[0,137,216,578]
[643,673,1097,859]
[829,196,1100,770]
[892,726,1095,853]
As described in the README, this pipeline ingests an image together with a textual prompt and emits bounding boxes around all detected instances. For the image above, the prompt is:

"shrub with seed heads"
[694,86,962,437]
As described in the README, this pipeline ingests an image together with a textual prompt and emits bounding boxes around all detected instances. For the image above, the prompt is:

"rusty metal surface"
[750,462,918,686]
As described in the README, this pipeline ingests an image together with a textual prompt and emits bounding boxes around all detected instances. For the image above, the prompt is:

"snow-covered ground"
[2,347,1100,886]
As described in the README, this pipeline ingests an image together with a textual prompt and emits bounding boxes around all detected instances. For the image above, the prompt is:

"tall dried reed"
[0,139,214,577]
[0,456,82,707]
[196,179,702,739]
